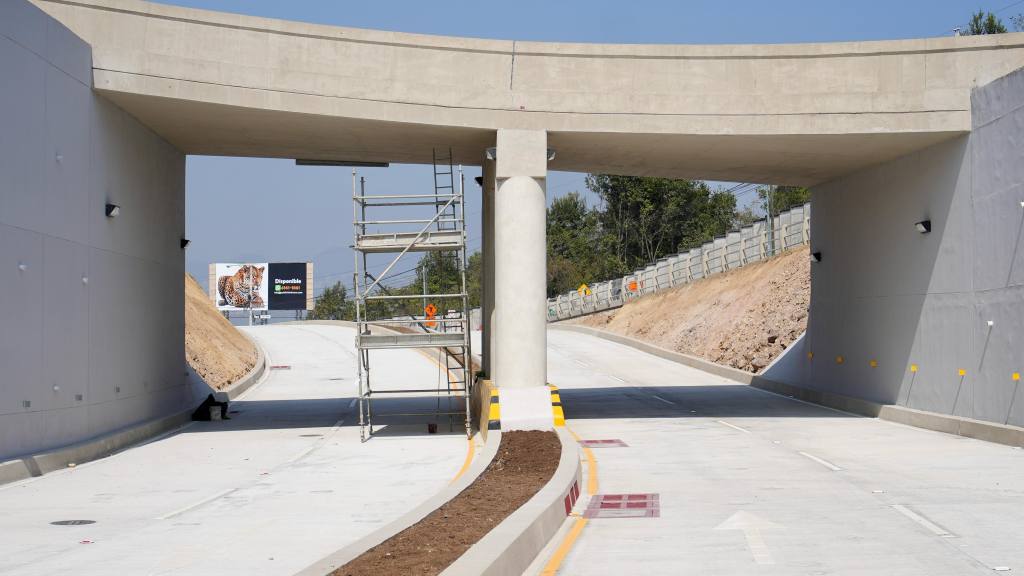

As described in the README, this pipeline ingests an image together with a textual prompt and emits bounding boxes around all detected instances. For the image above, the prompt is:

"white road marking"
[717,420,750,433]
[891,504,954,537]
[608,375,627,383]
[798,451,843,471]
[348,398,357,409]
[651,395,676,405]
[156,488,237,520]
[715,511,780,565]
[573,359,590,368]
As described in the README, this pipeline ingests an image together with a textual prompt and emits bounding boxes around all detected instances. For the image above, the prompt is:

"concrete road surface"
[0,324,470,576]
[537,327,1024,576]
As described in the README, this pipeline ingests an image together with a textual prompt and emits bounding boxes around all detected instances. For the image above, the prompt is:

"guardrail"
[547,203,810,322]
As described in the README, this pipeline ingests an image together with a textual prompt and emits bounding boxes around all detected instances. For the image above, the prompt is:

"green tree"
[965,10,1008,34]
[586,175,737,271]
[546,192,611,296]
[759,185,811,217]
[308,281,353,321]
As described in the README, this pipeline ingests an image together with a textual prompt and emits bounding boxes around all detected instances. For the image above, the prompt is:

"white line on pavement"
[798,451,843,471]
[156,488,237,520]
[651,395,676,405]
[348,398,357,409]
[717,420,750,433]
[608,375,626,383]
[574,359,590,368]
[891,504,954,537]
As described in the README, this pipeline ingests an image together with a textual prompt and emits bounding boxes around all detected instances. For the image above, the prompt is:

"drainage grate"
[270,365,292,370]
[579,439,629,448]
[299,434,323,437]
[584,494,660,519]
[51,520,96,526]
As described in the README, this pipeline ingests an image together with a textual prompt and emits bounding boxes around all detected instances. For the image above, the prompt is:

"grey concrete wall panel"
[0,0,186,460]
[804,65,1024,426]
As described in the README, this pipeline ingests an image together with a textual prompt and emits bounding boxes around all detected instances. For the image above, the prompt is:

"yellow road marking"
[541,423,598,575]
[449,437,475,485]
[540,517,589,576]
[567,427,598,496]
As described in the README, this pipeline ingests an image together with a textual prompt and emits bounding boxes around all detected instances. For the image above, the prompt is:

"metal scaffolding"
[352,150,472,442]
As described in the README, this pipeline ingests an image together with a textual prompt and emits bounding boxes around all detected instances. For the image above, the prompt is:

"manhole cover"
[51,520,96,526]
[579,439,629,448]
[584,494,660,519]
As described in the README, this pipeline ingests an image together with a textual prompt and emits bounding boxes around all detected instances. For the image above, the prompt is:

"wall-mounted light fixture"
[914,220,932,234]
[180,238,190,249]
[484,147,497,160]
[474,176,484,187]
[810,251,823,263]
[105,203,120,218]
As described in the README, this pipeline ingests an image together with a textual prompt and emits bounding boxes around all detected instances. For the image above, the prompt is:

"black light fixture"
[915,220,932,234]
[295,159,389,167]
[474,176,484,187]
[810,251,823,263]
[105,203,120,218]
[180,238,190,249]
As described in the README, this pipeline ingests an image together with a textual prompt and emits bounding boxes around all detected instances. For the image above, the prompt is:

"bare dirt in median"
[335,430,561,576]
[185,274,258,389]
[571,247,810,373]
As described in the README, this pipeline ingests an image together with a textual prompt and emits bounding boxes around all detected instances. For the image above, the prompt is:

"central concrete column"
[492,129,552,430]
[481,157,496,376]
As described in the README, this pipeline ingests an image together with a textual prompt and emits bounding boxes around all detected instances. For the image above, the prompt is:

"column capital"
[496,129,547,180]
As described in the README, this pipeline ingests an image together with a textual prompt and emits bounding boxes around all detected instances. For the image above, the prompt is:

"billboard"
[214,263,269,311]
[268,262,309,310]
[210,262,313,311]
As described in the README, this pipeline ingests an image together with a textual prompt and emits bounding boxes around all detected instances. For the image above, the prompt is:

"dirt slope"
[185,274,257,389]
[571,247,810,373]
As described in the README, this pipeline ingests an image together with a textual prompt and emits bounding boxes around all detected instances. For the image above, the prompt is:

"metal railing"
[547,203,810,322]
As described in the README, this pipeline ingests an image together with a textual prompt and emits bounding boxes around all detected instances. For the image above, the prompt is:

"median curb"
[294,431,502,576]
[552,324,1024,448]
[441,427,582,576]
[222,328,269,400]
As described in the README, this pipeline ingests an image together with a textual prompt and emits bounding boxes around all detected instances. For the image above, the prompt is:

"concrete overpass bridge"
[3,0,1024,451]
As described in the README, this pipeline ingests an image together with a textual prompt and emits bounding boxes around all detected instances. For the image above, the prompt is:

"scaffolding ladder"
[352,151,472,442]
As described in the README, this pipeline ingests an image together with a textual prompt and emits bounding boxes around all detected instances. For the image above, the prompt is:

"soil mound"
[185,274,257,389]
[336,430,561,576]
[572,247,810,373]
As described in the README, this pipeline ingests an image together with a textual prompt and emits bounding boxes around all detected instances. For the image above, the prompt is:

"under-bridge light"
[914,220,932,234]
[105,203,120,218]
[810,252,822,263]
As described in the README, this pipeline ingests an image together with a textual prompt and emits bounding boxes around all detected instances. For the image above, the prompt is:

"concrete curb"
[293,431,502,576]
[552,324,1024,448]
[441,427,582,576]
[221,329,268,401]
[552,323,757,384]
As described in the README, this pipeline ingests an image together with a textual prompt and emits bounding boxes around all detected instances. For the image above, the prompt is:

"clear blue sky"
[181,0,1024,300]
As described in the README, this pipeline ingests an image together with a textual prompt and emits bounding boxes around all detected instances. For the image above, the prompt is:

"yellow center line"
[449,436,476,484]
[541,422,598,575]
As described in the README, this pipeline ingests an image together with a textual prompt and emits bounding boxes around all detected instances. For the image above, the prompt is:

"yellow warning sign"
[577,284,592,296]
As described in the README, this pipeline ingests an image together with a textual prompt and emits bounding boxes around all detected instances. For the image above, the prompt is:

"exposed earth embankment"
[570,247,810,373]
[185,274,257,388]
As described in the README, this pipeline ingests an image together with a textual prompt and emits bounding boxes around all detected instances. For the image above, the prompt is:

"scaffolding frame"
[352,150,472,442]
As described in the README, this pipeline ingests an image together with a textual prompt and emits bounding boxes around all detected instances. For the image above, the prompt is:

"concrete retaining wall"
[800,66,1024,428]
[553,324,1024,447]
[0,1,188,461]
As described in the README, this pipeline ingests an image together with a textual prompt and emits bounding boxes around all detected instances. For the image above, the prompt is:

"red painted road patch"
[584,493,660,519]
[579,439,629,448]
